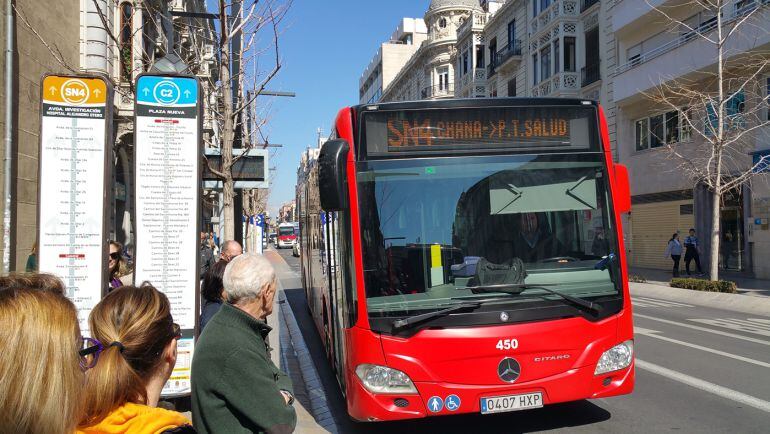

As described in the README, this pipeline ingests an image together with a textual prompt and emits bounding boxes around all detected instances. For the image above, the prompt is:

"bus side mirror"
[318,139,350,211]
[614,163,631,214]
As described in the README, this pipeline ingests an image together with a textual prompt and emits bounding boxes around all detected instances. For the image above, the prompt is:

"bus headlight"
[594,340,634,375]
[355,364,418,394]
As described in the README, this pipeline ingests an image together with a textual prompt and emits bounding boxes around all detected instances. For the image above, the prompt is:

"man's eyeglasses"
[109,252,121,260]
[78,337,103,370]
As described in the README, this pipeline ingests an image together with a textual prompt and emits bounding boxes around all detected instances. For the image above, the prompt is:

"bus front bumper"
[347,361,634,422]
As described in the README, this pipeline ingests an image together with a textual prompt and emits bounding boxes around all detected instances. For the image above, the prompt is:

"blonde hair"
[79,284,175,427]
[0,286,83,434]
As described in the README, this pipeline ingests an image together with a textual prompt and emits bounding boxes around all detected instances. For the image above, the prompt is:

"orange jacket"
[77,402,192,434]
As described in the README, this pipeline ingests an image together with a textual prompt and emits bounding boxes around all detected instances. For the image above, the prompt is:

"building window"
[541,45,551,81]
[476,45,485,68]
[439,17,447,28]
[564,37,576,72]
[507,20,516,48]
[489,38,497,67]
[649,114,664,148]
[635,109,692,151]
[533,53,539,85]
[540,0,552,12]
[507,78,516,97]
[119,2,133,82]
[554,39,560,73]
[437,67,449,92]
[705,90,746,135]
[463,52,469,74]
[681,107,693,142]
[665,110,679,144]
[635,118,649,151]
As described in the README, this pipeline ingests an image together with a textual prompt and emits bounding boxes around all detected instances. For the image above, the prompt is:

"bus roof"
[353,97,598,114]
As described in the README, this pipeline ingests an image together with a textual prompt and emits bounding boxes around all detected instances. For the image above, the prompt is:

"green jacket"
[191,303,296,434]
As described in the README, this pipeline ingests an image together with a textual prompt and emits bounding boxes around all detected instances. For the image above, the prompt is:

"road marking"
[632,297,694,308]
[635,328,770,368]
[636,359,770,413]
[635,314,770,346]
[689,318,770,337]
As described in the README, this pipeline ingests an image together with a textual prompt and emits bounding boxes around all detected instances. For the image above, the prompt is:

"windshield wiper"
[467,284,602,315]
[391,302,481,332]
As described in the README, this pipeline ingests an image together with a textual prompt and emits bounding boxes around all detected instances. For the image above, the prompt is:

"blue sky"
[239,0,430,216]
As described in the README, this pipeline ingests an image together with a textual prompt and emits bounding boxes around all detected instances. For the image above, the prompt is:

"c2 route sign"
[133,74,201,397]
[37,74,112,335]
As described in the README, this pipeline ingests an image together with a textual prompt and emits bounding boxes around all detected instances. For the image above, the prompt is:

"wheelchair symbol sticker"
[444,394,461,411]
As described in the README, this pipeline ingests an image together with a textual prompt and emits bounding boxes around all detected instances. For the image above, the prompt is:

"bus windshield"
[279,226,295,236]
[357,154,621,316]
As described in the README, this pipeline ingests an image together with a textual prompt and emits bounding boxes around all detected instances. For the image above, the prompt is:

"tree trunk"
[710,189,721,281]
[222,177,235,241]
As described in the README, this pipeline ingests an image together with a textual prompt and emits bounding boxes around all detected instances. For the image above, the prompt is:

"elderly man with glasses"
[191,253,296,434]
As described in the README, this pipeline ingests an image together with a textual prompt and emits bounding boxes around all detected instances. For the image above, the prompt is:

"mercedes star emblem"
[497,357,521,383]
[500,311,509,322]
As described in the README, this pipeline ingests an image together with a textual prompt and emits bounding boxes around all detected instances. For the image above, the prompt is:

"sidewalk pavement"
[264,249,336,434]
[629,266,770,298]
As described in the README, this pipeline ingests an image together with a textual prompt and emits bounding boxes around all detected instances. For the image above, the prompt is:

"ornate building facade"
[380,0,483,102]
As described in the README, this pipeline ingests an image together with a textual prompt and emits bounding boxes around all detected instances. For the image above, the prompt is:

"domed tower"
[419,0,482,99]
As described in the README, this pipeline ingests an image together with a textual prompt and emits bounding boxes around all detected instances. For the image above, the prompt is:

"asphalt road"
[274,248,770,433]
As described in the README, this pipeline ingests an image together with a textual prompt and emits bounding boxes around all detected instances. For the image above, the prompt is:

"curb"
[279,290,339,433]
[630,282,770,316]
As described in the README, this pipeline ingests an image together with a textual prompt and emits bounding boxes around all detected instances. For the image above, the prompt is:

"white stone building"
[359,19,427,104]
[380,0,484,102]
[612,0,770,277]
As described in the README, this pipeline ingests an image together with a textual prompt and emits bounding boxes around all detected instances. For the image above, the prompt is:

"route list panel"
[134,75,199,331]
[38,76,109,334]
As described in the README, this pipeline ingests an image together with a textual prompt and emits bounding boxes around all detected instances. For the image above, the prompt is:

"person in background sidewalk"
[25,241,37,272]
[200,260,227,332]
[684,228,704,276]
[108,241,133,291]
[664,233,683,277]
[200,232,215,277]
[0,280,83,434]
[191,253,296,434]
[219,239,243,262]
[77,284,195,434]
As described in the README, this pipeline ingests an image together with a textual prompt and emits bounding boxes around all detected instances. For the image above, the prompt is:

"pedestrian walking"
[684,228,703,275]
[200,260,227,332]
[77,284,195,434]
[191,253,296,434]
[664,233,683,277]
[0,279,83,434]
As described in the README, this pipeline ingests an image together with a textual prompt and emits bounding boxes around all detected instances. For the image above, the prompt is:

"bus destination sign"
[363,106,595,156]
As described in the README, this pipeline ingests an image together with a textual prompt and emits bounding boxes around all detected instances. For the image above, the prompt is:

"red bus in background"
[296,98,634,422]
[277,222,297,249]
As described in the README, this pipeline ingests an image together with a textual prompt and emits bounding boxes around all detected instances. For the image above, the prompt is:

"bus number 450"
[496,339,519,350]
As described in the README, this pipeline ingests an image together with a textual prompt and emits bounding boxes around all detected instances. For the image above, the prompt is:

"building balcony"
[457,10,488,40]
[581,61,601,87]
[613,3,770,104]
[459,68,487,96]
[531,71,580,97]
[531,0,580,35]
[421,83,455,99]
[493,40,523,74]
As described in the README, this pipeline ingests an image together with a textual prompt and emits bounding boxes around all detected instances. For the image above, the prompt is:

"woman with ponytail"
[78,284,195,434]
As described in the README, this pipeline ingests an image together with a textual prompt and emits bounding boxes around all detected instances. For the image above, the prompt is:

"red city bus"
[296,98,633,422]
